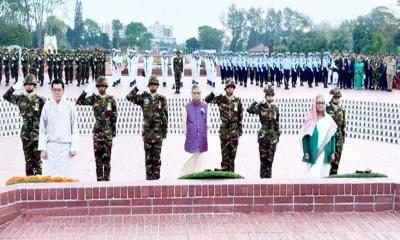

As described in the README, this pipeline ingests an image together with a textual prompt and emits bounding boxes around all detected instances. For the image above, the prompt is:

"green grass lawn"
[179,170,244,180]
[327,172,387,178]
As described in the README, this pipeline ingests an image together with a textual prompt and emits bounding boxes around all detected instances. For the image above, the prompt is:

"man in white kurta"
[38,79,79,177]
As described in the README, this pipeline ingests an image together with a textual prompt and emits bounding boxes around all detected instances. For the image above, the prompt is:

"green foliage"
[179,171,244,180]
[327,172,387,178]
[0,21,31,47]
[222,5,398,54]
[185,37,200,52]
[124,22,153,49]
[73,0,84,48]
[112,19,123,48]
[198,25,223,51]
[84,18,102,46]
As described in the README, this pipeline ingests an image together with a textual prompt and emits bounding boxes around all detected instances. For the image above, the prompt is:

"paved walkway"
[0,212,399,239]
[0,135,399,185]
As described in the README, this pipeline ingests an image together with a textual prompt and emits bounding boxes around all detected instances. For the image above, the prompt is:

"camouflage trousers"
[330,142,344,175]
[220,134,239,172]
[93,137,112,181]
[57,68,63,81]
[21,139,42,176]
[4,68,10,84]
[258,140,277,178]
[175,72,182,91]
[48,68,53,82]
[144,140,162,180]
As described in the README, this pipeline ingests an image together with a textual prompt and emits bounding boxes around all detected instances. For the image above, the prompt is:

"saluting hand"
[41,151,48,160]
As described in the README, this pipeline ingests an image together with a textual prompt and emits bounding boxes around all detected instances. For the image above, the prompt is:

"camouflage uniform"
[100,53,106,76]
[247,86,281,178]
[0,52,3,83]
[3,50,11,86]
[75,54,83,86]
[173,52,183,93]
[205,80,243,172]
[83,54,90,83]
[326,88,346,175]
[46,51,54,83]
[3,74,45,175]
[21,51,29,78]
[57,52,64,81]
[126,76,168,180]
[11,50,19,83]
[76,77,118,181]
[37,52,45,86]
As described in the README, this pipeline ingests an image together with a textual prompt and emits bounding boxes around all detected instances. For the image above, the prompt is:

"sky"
[58,0,396,43]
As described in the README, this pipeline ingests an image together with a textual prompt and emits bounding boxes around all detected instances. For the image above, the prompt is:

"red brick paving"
[0,212,399,239]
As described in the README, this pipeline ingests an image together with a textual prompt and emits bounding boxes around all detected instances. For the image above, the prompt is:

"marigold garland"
[5,176,79,185]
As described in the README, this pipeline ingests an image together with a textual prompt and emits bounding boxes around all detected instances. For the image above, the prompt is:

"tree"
[222,4,247,51]
[30,0,63,47]
[112,19,123,48]
[124,22,153,49]
[185,37,200,51]
[265,8,283,43]
[84,18,102,46]
[352,17,372,53]
[245,7,265,49]
[100,33,111,49]
[198,25,223,50]
[0,20,31,47]
[45,15,69,48]
[125,22,146,47]
[73,0,84,47]
[363,32,386,54]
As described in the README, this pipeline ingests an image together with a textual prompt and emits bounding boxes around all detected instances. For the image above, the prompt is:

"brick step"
[1,180,399,225]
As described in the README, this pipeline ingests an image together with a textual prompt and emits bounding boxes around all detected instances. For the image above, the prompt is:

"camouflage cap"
[96,76,108,87]
[148,75,159,86]
[329,87,342,98]
[264,85,275,96]
[24,74,37,85]
[224,79,236,89]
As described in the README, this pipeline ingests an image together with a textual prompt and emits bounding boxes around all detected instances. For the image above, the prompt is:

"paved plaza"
[0,212,399,239]
[0,76,399,185]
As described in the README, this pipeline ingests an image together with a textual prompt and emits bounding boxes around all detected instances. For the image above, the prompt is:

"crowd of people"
[3,68,347,180]
[1,47,399,93]
[0,47,107,87]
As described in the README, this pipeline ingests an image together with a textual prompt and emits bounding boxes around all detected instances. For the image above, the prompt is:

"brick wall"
[0,180,398,225]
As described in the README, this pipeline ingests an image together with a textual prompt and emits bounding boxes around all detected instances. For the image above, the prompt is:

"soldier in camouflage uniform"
[247,85,281,178]
[3,74,45,175]
[205,79,243,172]
[3,48,11,86]
[37,50,45,86]
[56,50,64,81]
[173,50,183,94]
[326,87,346,175]
[75,52,83,86]
[83,53,90,84]
[76,76,118,181]
[0,50,3,84]
[46,49,54,84]
[126,76,168,180]
[21,49,29,78]
[11,49,19,83]
[64,51,70,84]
